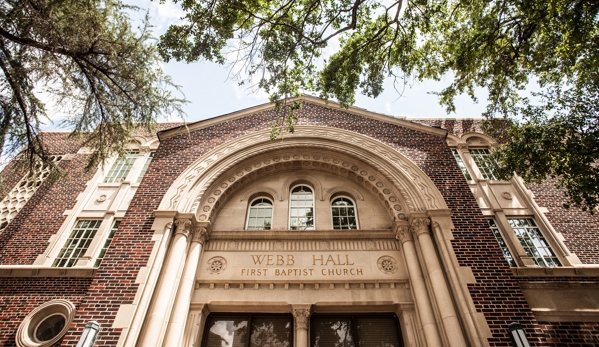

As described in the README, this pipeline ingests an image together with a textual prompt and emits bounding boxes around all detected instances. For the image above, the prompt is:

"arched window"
[331,197,358,229]
[289,185,314,230]
[246,198,273,230]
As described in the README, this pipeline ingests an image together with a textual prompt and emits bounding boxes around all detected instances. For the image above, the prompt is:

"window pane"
[469,148,498,180]
[249,317,292,347]
[312,317,355,347]
[247,198,273,230]
[136,152,155,183]
[205,315,292,347]
[53,220,102,268]
[206,317,249,347]
[508,218,561,267]
[355,317,402,347]
[451,149,472,180]
[104,152,138,183]
[290,186,315,230]
[487,219,516,267]
[331,198,357,230]
[312,315,402,347]
[94,220,120,267]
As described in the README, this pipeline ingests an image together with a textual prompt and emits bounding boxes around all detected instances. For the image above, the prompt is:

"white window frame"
[136,152,155,183]
[330,196,359,230]
[507,217,562,267]
[103,151,139,183]
[469,148,499,180]
[451,148,473,181]
[52,219,103,267]
[289,184,315,230]
[487,219,516,267]
[245,197,274,230]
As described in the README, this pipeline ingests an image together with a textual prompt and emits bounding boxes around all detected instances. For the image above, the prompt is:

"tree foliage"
[0,0,185,173]
[160,0,599,211]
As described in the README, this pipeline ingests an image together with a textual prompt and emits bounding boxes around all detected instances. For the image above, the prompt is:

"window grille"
[289,185,314,230]
[0,155,62,234]
[508,218,561,267]
[94,220,120,267]
[469,148,498,180]
[246,198,273,230]
[53,220,102,267]
[104,152,138,183]
[331,197,358,229]
[203,314,293,347]
[311,315,402,347]
[136,152,155,183]
[451,149,472,180]
[488,219,516,267]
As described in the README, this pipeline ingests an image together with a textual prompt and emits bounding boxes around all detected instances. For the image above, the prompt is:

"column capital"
[410,217,431,237]
[292,308,311,330]
[456,143,469,151]
[192,227,210,244]
[174,218,192,238]
[395,226,413,243]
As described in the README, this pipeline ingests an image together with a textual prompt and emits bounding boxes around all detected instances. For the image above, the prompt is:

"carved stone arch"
[446,134,461,147]
[194,149,411,223]
[325,186,364,202]
[158,126,448,220]
[281,174,323,202]
[241,187,279,202]
[126,138,143,148]
[143,137,160,149]
[462,132,498,147]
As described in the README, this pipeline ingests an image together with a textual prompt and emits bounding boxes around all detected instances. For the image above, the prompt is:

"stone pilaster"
[292,306,311,347]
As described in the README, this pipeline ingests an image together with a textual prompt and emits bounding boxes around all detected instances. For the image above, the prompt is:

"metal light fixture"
[508,322,530,347]
[76,321,101,347]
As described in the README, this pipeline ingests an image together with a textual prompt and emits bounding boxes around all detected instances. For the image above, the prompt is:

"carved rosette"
[292,309,311,330]
[410,218,431,237]
[174,219,192,238]
[395,226,413,243]
[193,227,210,244]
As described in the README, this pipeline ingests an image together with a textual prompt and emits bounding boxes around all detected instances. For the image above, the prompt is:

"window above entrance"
[311,314,403,347]
[203,314,293,347]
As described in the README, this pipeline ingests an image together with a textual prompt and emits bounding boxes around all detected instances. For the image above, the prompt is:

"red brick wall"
[525,179,599,264]
[0,278,92,347]
[0,155,92,265]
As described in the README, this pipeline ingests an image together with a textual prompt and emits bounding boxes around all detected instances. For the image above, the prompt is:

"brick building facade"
[0,95,597,347]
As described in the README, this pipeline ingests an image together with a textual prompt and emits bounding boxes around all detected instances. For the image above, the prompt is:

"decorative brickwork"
[0,155,91,265]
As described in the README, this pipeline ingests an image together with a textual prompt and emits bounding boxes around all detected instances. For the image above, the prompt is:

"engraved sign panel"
[197,251,407,281]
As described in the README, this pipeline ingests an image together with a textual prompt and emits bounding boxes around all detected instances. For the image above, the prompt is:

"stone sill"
[511,266,599,277]
[209,229,395,240]
[0,266,97,278]
[531,309,599,322]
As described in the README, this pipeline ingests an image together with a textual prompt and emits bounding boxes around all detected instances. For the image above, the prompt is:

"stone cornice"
[512,266,599,277]
[208,229,396,241]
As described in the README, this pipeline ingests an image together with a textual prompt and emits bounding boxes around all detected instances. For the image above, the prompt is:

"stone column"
[395,225,442,347]
[292,306,311,347]
[163,226,209,346]
[411,218,467,347]
[138,218,192,347]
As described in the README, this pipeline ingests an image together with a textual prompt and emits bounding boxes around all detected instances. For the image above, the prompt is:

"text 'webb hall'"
[0,95,598,347]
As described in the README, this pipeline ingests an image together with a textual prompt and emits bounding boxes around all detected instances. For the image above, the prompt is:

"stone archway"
[158,126,447,217]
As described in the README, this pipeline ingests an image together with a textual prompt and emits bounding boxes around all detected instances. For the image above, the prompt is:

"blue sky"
[132,0,492,123]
